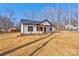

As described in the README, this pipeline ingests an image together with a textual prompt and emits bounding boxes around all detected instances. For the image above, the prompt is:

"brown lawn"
[0,31,79,56]
[0,33,49,54]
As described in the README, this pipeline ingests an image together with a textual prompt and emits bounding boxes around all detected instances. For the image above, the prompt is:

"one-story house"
[0,28,17,32]
[8,28,17,32]
[65,24,78,31]
[20,19,55,35]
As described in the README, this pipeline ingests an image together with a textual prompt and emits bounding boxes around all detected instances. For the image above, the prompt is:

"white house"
[20,19,55,35]
[65,24,78,31]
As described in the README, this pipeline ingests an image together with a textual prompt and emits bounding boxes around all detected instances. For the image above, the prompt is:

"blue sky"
[0,3,77,22]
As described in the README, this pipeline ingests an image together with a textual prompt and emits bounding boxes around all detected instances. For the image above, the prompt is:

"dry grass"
[0,33,49,54]
[0,31,79,56]
[34,31,79,56]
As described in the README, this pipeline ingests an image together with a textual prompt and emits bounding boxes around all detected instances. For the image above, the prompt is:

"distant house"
[20,19,55,35]
[0,29,6,32]
[8,28,17,32]
[65,24,78,31]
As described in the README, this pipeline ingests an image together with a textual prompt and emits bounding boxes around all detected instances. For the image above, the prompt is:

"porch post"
[38,26,40,34]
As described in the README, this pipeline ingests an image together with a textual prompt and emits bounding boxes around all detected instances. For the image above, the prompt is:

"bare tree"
[78,3,79,31]
[3,8,15,26]
[24,10,36,20]
[3,8,15,21]
[0,15,3,30]
[68,3,71,31]
[56,4,64,32]
[41,7,54,22]
[15,21,20,32]
[0,8,15,32]
[0,16,14,32]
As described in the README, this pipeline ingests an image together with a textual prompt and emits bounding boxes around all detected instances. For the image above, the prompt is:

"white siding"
[46,27,50,32]
[52,27,55,32]
[46,26,55,32]
[23,25,28,33]
[24,25,33,34]
[22,25,44,34]
[21,21,55,34]
[41,21,50,25]
[21,23,23,33]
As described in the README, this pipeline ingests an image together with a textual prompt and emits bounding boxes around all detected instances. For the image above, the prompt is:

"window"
[37,27,43,31]
[28,26,33,32]
[40,27,43,31]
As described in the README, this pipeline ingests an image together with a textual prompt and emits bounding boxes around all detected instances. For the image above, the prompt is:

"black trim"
[37,19,55,27]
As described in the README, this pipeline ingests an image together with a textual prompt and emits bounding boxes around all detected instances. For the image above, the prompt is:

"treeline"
[0,8,20,33]
[24,6,78,31]
[0,4,78,33]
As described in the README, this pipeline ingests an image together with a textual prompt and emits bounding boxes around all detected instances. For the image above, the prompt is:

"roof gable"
[40,21,50,25]
[38,19,53,26]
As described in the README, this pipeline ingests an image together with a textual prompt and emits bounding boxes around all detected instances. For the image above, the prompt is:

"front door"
[44,27,46,33]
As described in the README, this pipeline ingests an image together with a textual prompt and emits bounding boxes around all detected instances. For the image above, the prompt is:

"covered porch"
[36,25,53,33]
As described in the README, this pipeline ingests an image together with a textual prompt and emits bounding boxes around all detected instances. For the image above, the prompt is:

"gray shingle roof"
[21,19,55,27]
[21,19,41,25]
